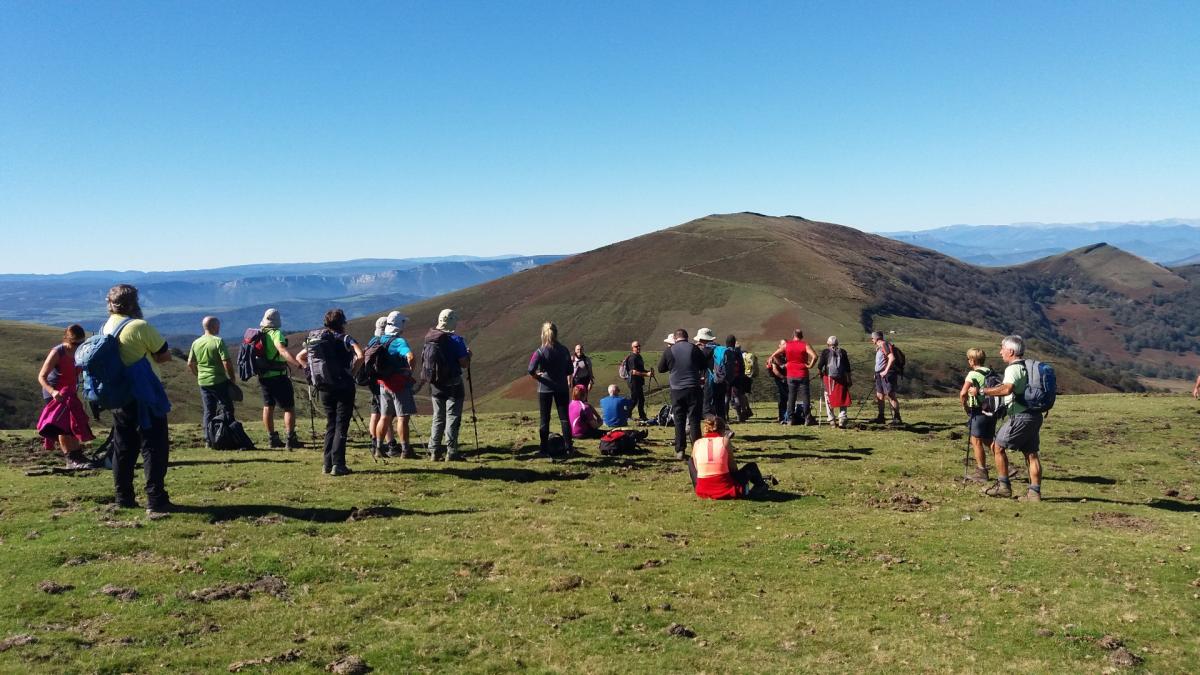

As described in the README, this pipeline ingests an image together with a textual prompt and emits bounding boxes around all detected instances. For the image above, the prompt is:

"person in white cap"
[376,311,417,458]
[257,308,305,449]
[421,308,471,461]
[364,316,393,457]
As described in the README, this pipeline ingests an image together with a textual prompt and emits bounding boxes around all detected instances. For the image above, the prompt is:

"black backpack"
[360,335,401,384]
[546,432,568,459]
[237,328,275,382]
[598,429,646,456]
[572,356,592,382]
[421,329,455,389]
[208,414,256,450]
[305,329,354,392]
[888,343,907,377]
[655,404,674,428]
[972,367,1006,417]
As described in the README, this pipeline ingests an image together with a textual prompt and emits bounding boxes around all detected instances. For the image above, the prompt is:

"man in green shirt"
[973,335,1044,502]
[187,316,237,448]
[257,308,304,449]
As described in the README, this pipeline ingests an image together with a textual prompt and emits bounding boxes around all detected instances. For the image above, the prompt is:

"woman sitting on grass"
[688,415,770,500]
[567,384,603,439]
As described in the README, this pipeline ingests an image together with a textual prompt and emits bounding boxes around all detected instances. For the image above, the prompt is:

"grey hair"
[608,384,619,396]
[826,335,838,347]
[870,330,884,341]
[1001,335,1025,356]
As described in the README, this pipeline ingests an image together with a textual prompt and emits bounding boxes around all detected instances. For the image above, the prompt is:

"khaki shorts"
[995,412,1042,454]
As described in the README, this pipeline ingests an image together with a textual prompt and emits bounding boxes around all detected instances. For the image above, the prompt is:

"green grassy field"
[1,393,1198,673]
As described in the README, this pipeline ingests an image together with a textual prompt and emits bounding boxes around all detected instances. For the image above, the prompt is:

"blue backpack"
[1017,359,1057,414]
[75,318,136,411]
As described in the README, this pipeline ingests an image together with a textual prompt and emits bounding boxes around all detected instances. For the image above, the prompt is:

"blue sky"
[2,1,1197,273]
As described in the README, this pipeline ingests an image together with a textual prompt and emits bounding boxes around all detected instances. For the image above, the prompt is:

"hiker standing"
[35,324,94,469]
[569,344,594,400]
[729,340,755,422]
[376,311,417,458]
[568,384,603,440]
[1193,373,1200,399]
[102,285,174,516]
[686,415,770,500]
[766,339,789,423]
[528,321,574,456]
[600,383,634,428]
[365,317,389,456]
[657,328,708,459]
[977,335,1045,502]
[297,309,364,476]
[621,341,653,421]
[770,330,817,426]
[959,348,997,482]
[187,317,239,447]
[695,328,723,418]
[870,330,903,426]
[257,308,305,449]
[423,308,471,461]
[817,336,852,428]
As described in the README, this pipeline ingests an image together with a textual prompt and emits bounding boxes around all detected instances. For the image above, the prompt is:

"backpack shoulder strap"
[110,317,136,337]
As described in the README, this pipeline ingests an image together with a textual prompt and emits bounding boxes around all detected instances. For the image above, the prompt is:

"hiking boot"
[430,446,446,461]
[286,433,304,450]
[116,496,139,509]
[385,441,402,458]
[968,466,990,483]
[804,416,818,426]
[444,450,463,462]
[330,465,353,476]
[268,432,285,449]
[65,451,92,470]
[322,466,332,475]
[888,417,903,427]
[982,481,1013,498]
[146,501,175,520]
[675,450,685,460]
[868,415,886,424]
[1019,489,1042,502]
[399,444,414,460]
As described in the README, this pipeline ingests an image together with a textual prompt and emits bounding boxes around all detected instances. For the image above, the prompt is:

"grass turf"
[1,393,1197,672]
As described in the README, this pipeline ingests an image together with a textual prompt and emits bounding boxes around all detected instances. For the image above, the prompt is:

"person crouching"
[687,415,770,500]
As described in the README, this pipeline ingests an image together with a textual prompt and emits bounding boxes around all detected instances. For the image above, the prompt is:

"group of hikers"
[35,282,1054,514]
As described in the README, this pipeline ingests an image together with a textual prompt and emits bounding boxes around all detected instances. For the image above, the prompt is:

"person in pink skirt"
[36,324,95,468]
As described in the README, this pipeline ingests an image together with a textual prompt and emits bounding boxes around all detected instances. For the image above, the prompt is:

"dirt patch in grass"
[38,580,73,594]
[326,654,370,674]
[99,585,139,602]
[229,649,304,672]
[0,634,37,652]
[189,575,290,602]
[546,575,583,592]
[867,492,932,512]
[1088,512,1154,532]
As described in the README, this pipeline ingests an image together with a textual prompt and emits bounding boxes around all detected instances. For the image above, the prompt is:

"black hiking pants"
[199,381,234,446]
[772,376,788,421]
[629,377,647,419]
[704,382,729,421]
[787,376,811,424]
[321,386,355,471]
[538,390,571,451]
[111,402,170,509]
[670,387,703,456]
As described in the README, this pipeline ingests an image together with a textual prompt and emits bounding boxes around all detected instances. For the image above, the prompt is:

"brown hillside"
[332,213,1114,404]
[1020,243,1186,296]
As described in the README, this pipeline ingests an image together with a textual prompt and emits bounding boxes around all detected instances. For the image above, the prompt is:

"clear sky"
[2,1,1197,273]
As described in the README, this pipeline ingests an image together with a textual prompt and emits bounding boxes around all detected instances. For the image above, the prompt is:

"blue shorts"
[967,412,996,440]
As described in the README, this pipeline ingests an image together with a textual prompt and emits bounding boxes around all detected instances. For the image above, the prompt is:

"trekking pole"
[466,364,480,450]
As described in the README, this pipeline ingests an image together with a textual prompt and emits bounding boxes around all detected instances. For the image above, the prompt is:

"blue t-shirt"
[600,395,633,427]
[385,335,412,359]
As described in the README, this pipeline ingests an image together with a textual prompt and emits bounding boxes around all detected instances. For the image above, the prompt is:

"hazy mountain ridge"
[885,220,1200,266]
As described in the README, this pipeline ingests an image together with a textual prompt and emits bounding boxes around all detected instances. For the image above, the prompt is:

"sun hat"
[696,327,717,342]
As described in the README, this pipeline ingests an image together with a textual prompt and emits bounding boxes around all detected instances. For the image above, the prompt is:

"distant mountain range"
[0,255,564,336]
[884,219,1200,266]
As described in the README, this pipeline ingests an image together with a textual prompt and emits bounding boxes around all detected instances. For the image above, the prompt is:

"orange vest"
[692,436,731,478]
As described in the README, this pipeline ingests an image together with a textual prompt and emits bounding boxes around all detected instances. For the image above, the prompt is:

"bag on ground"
[75,318,135,411]
[598,429,647,455]
[655,404,674,428]
[208,414,255,450]
[546,432,568,458]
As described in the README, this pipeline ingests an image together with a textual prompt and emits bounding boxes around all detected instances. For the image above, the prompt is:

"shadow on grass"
[892,422,960,434]
[1055,475,1118,485]
[396,466,591,482]
[748,450,865,461]
[173,503,476,523]
[172,458,302,467]
[1041,497,1200,512]
[735,433,817,443]
[752,490,806,503]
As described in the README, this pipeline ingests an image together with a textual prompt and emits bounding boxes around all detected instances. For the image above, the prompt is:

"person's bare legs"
[284,410,296,436]
[262,406,275,434]
[970,436,988,469]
